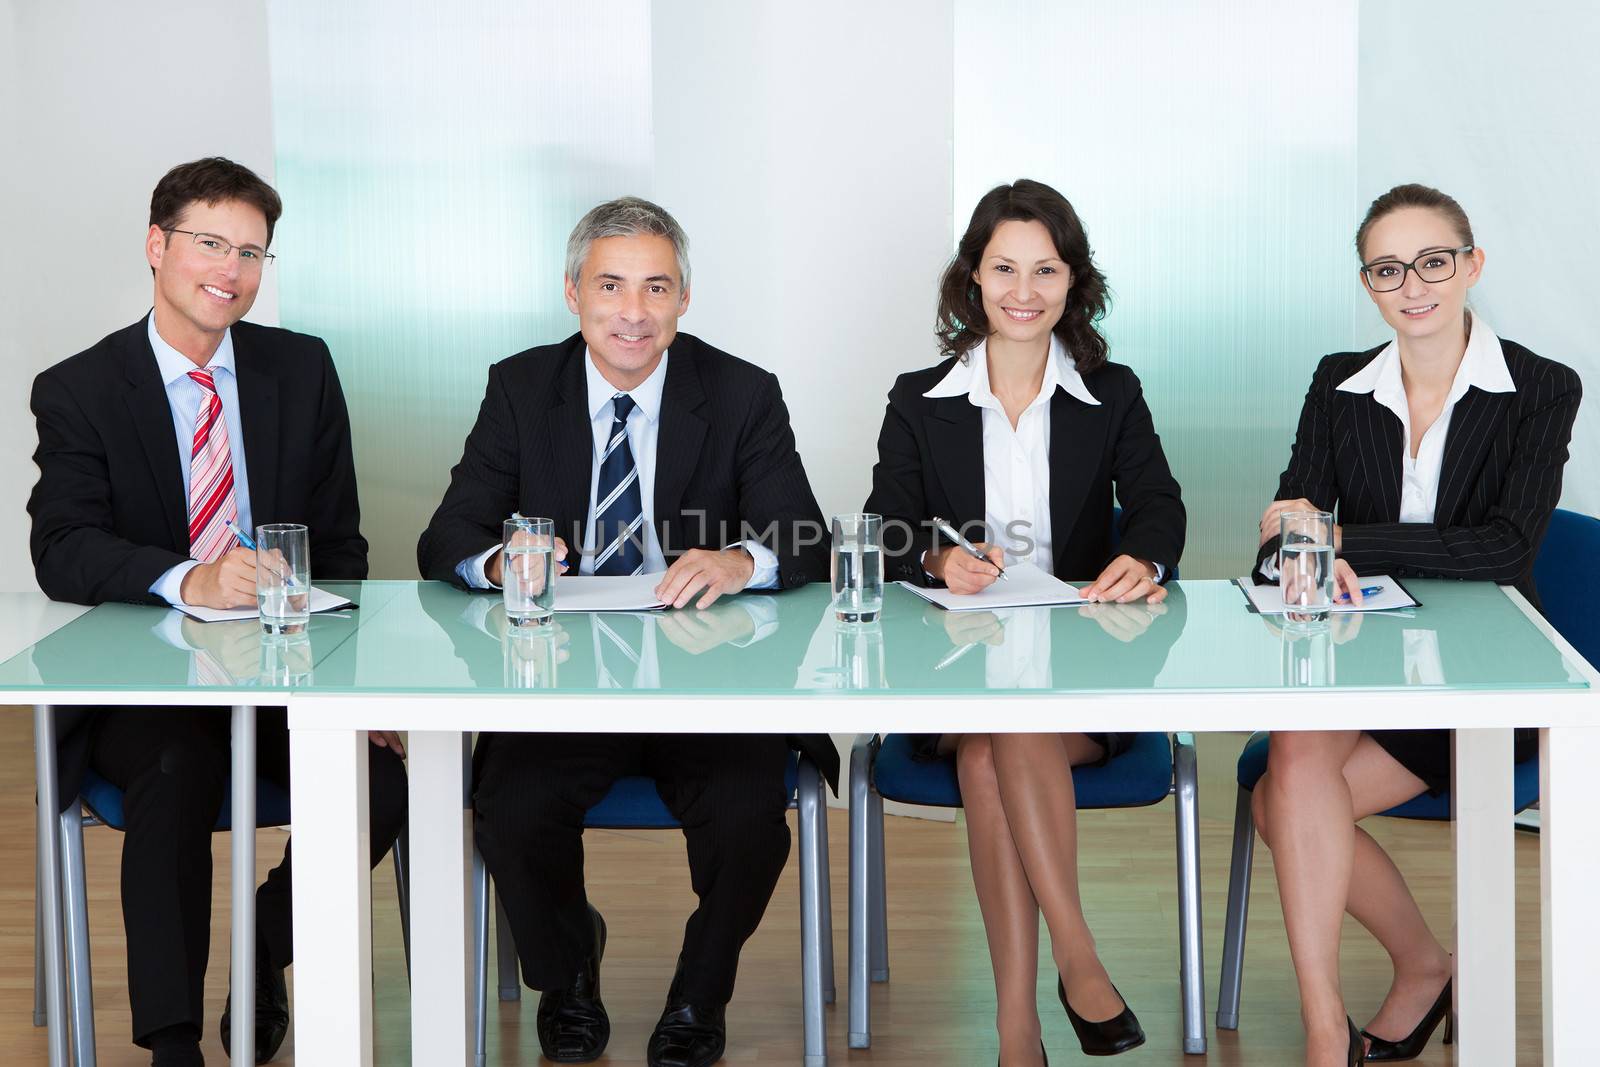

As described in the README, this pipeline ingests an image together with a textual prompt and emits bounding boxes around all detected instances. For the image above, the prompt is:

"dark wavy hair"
[936,179,1110,372]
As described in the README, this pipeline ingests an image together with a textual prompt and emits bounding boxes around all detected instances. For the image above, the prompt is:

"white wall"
[0,0,277,591]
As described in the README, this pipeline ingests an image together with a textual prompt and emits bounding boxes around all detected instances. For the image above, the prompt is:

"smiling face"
[1360,206,1484,341]
[972,219,1072,348]
[564,233,689,390]
[146,198,267,358]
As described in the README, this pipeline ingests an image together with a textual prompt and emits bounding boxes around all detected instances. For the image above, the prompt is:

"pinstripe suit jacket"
[1255,337,1581,605]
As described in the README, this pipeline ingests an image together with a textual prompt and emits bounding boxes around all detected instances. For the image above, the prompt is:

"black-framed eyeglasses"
[1360,246,1472,292]
[164,229,275,268]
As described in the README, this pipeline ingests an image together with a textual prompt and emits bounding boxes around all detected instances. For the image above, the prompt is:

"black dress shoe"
[648,962,727,1067]
[1362,978,1452,1061]
[536,906,611,1064]
[1057,975,1145,1056]
[219,952,290,1063]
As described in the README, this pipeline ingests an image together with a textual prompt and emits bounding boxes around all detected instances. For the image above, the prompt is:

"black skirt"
[1367,728,1539,795]
[907,731,1137,767]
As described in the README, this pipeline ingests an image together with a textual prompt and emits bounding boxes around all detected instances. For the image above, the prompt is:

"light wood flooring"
[0,718,1541,1064]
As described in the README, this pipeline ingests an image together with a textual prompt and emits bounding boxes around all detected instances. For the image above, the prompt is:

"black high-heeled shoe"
[1361,978,1453,1062]
[1058,976,1145,1056]
[1347,1016,1366,1066]
[994,1040,1047,1067]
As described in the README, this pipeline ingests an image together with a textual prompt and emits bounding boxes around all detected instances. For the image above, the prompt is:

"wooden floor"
[0,718,1543,1065]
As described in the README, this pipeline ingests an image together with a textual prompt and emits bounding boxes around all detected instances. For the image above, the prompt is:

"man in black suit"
[418,196,834,1067]
[27,157,407,1067]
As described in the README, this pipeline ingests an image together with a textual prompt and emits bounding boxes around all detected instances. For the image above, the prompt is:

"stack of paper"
[897,562,1086,612]
[553,573,667,613]
[1234,574,1419,615]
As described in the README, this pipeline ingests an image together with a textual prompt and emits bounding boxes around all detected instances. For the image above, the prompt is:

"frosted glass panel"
[267,2,652,577]
[955,0,1358,578]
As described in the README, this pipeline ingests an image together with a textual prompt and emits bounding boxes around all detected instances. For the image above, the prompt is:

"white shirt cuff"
[150,560,201,607]
[732,540,779,590]
[458,545,503,590]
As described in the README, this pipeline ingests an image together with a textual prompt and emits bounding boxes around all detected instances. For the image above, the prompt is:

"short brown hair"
[1355,183,1474,262]
[936,179,1111,373]
[149,157,283,247]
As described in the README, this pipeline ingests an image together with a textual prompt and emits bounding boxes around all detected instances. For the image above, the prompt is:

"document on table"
[553,573,667,613]
[897,562,1087,612]
[175,586,354,623]
[1234,574,1420,615]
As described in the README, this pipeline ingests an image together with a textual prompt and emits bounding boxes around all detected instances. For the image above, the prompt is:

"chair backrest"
[1533,508,1600,669]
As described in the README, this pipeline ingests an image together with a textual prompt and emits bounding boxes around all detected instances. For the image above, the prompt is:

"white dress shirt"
[1334,312,1516,524]
[461,348,779,588]
[144,313,253,607]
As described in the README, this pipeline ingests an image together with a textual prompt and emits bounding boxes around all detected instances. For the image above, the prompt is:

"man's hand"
[180,547,257,609]
[369,731,406,757]
[657,602,757,654]
[487,536,569,587]
[1082,554,1165,604]
[655,547,755,609]
[925,543,1005,595]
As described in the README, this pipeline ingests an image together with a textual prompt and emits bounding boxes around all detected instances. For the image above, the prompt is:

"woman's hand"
[1259,498,1321,546]
[1082,554,1166,604]
[1331,558,1364,606]
[924,543,1005,595]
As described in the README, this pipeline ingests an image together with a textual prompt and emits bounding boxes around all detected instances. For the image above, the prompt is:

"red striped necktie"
[186,368,239,563]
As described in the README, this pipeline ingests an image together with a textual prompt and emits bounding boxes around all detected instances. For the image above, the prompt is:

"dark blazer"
[27,316,367,808]
[417,331,830,590]
[1255,338,1581,606]
[864,356,1186,585]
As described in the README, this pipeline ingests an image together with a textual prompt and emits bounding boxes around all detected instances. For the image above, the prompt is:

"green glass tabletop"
[0,582,395,693]
[290,578,1588,696]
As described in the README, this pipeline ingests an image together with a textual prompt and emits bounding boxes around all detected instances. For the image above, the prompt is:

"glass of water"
[503,516,557,628]
[831,513,884,623]
[259,630,315,686]
[255,523,310,634]
[1278,510,1335,620]
[1280,618,1335,686]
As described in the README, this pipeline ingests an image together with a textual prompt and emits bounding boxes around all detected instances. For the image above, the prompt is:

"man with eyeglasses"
[27,157,407,1067]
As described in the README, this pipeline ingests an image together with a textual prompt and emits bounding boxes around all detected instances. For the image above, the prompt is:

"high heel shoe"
[1361,978,1453,1062]
[1347,1016,1366,1066]
[995,1039,1048,1066]
[1058,976,1145,1056]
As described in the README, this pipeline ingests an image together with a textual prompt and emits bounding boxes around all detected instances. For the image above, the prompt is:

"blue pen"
[227,521,298,588]
[1337,584,1384,603]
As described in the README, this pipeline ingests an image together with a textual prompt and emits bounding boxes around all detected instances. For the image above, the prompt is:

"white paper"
[175,586,354,624]
[896,562,1087,612]
[552,573,666,613]
[1235,574,1418,615]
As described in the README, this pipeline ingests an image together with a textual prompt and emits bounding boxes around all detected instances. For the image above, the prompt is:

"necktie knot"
[187,368,218,396]
[610,393,637,423]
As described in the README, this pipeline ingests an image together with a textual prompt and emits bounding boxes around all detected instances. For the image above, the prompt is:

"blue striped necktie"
[593,393,645,576]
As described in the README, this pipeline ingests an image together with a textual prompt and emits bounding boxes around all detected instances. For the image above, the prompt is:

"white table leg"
[1542,726,1600,1064]
[408,731,474,1065]
[290,727,373,1067]
[230,705,257,1062]
[1452,727,1515,1066]
[33,705,69,1067]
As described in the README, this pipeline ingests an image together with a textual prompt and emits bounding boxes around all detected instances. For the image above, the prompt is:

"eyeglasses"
[164,229,275,268]
[1360,246,1473,292]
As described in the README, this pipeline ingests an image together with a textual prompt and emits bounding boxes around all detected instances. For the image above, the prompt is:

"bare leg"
[948,734,1046,1067]
[987,732,1125,1023]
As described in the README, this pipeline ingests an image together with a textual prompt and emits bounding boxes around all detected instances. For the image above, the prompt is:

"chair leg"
[472,849,489,1067]
[815,784,836,1006]
[1172,734,1206,1055]
[59,807,96,1067]
[34,852,46,1028]
[796,758,828,1067]
[1216,782,1257,1031]
[847,734,874,1049]
[494,889,521,1002]
[867,786,888,982]
[392,821,412,981]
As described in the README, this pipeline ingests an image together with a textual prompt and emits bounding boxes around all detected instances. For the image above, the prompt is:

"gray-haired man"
[417,197,837,1067]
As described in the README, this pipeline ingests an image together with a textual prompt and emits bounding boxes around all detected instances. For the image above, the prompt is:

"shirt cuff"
[1258,556,1279,582]
[150,560,201,607]
[1152,562,1166,584]
[732,540,779,590]
[458,545,503,590]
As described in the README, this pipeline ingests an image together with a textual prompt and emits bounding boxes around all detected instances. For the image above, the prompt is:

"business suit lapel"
[120,327,189,550]
[1350,395,1402,520]
[548,346,596,542]
[1435,388,1511,524]
[923,397,984,530]
[232,332,279,524]
[654,347,708,540]
[1047,387,1108,553]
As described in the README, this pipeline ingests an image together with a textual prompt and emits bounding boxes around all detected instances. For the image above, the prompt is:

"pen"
[931,516,1008,581]
[227,521,298,588]
[1336,585,1384,603]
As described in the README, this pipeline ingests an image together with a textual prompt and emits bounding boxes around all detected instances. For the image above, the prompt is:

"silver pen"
[930,516,1008,581]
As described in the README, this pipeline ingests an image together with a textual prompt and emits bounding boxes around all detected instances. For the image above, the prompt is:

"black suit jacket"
[27,316,367,807]
[864,357,1185,584]
[417,331,829,589]
[1256,338,1581,605]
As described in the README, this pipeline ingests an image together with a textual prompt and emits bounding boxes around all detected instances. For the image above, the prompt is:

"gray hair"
[565,196,691,289]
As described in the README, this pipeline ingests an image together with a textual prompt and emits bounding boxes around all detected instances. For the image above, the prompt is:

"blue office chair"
[846,731,1205,1054]
[472,751,835,1067]
[1215,507,1599,1030]
[35,769,411,1066]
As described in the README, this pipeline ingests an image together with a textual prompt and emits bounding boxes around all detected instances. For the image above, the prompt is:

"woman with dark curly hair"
[864,179,1185,1065]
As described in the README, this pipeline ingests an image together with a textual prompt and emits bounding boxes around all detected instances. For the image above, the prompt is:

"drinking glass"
[256,523,310,634]
[503,623,560,688]
[1280,619,1335,686]
[1278,510,1335,620]
[503,516,557,627]
[259,630,315,686]
[831,513,884,623]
